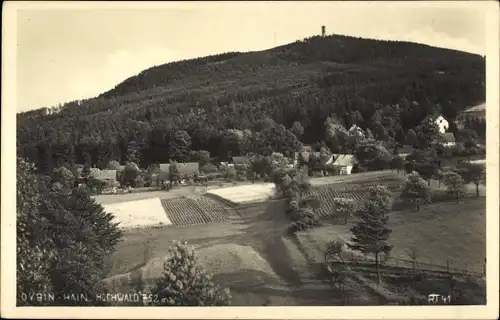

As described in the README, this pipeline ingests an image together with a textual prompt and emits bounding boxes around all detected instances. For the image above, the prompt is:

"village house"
[325,154,358,175]
[421,114,449,134]
[298,151,333,176]
[456,102,486,128]
[324,153,340,166]
[438,132,456,148]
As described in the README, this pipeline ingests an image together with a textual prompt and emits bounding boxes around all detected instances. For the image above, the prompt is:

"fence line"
[340,252,484,277]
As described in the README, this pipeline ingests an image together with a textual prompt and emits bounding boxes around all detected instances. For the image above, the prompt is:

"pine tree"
[348,200,392,284]
[149,242,231,306]
[17,158,122,305]
[81,164,92,185]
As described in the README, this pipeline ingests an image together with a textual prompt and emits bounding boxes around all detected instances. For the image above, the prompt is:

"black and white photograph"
[2,1,499,319]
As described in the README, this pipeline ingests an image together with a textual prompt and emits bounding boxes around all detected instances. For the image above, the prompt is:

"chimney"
[321,25,326,37]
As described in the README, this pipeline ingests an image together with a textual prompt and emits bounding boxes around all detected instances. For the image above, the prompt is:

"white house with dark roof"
[421,114,449,134]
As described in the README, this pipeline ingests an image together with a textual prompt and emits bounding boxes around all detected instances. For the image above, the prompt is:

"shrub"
[287,208,321,234]
[205,172,222,180]
[134,175,146,188]
[200,163,218,174]
[390,156,405,172]
[106,160,121,170]
[221,166,237,181]
[87,178,107,195]
[324,240,345,262]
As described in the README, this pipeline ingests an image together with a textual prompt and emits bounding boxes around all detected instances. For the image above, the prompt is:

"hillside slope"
[17,34,485,172]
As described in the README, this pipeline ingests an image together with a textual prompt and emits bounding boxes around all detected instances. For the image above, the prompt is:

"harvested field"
[160,196,232,226]
[102,198,172,230]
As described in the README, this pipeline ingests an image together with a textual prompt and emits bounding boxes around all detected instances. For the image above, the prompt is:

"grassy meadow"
[102,171,486,305]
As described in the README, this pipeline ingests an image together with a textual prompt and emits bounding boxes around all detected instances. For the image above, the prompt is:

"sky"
[14,1,487,112]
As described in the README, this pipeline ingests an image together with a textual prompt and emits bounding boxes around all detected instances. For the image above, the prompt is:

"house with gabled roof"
[325,153,340,166]
[299,151,334,175]
[421,113,449,134]
[327,154,358,175]
[458,102,486,121]
[456,102,486,129]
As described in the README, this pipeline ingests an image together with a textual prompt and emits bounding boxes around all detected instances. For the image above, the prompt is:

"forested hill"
[17,34,485,172]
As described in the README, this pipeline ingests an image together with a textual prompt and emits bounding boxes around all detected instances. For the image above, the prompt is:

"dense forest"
[17,34,485,173]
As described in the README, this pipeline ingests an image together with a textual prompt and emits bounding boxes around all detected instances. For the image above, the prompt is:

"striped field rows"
[304,176,404,220]
[160,196,232,226]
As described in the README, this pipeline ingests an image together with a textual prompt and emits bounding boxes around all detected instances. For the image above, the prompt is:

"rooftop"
[463,103,485,113]
[332,154,357,166]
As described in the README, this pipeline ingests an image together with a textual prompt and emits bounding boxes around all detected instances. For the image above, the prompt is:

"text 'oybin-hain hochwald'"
[20,292,163,304]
